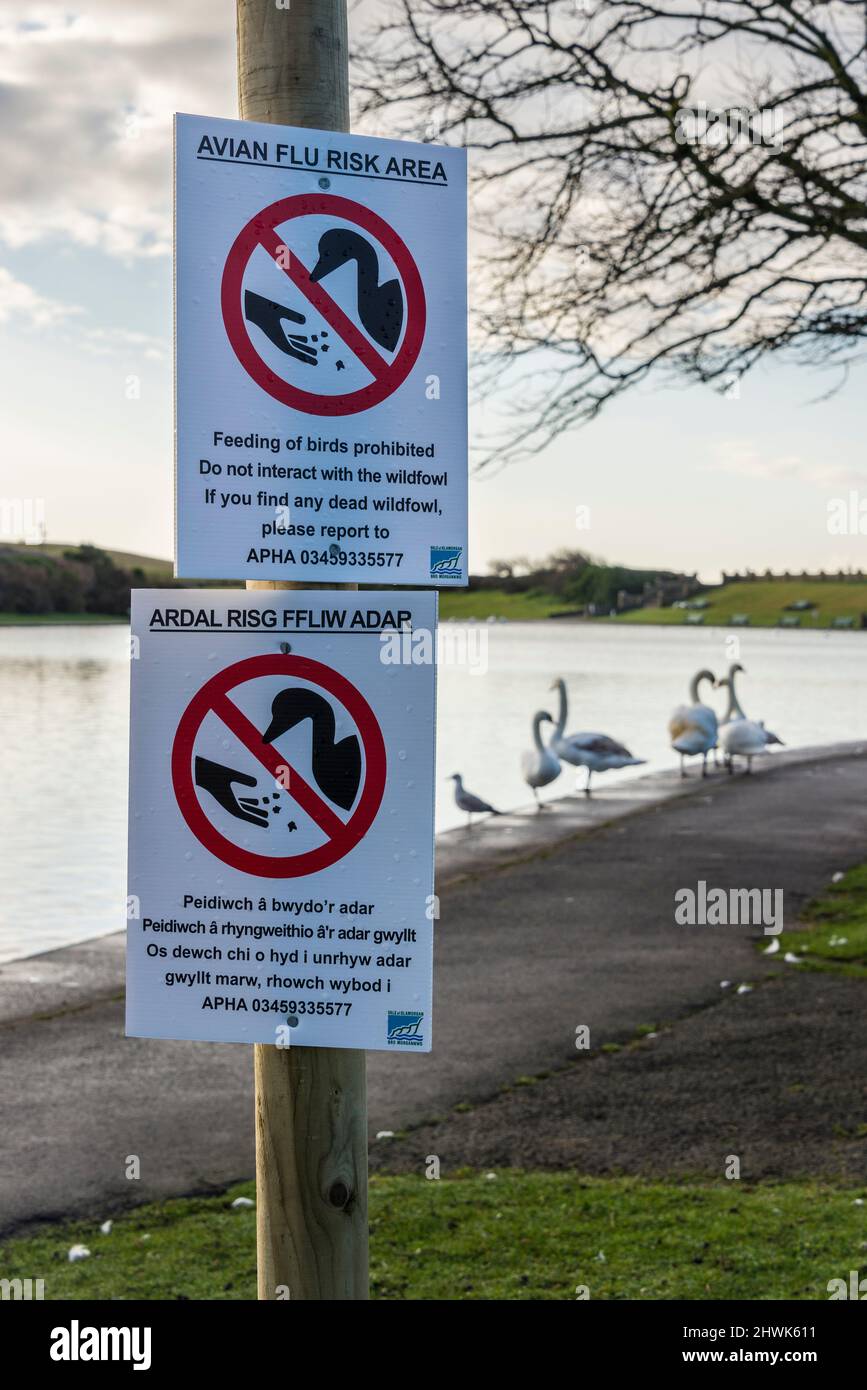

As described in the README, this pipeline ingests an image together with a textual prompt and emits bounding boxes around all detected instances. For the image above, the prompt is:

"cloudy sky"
[2,2,865,582]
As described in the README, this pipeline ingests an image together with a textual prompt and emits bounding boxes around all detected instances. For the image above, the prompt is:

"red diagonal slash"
[211,691,349,843]
[258,225,391,381]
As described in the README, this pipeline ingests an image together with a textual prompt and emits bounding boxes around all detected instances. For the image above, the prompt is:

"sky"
[1,2,865,584]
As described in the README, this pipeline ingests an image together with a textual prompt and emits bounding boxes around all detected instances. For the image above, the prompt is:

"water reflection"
[1,621,865,963]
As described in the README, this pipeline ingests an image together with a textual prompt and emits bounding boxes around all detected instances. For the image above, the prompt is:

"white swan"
[549,678,645,794]
[447,773,500,827]
[668,668,718,778]
[718,662,748,724]
[521,710,561,807]
[716,663,783,774]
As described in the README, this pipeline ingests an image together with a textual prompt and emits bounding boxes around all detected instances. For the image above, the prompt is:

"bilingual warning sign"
[127,589,437,1051]
[174,113,467,586]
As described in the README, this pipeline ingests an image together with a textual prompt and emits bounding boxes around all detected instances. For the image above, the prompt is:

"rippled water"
[1,620,865,963]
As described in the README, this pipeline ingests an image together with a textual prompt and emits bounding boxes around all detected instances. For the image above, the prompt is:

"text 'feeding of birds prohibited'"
[172,654,387,877]
[221,195,426,416]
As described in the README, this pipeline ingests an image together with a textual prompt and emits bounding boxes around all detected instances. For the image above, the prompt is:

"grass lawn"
[0,612,127,626]
[766,864,867,978]
[3,1172,865,1300]
[438,588,578,621]
[8,867,867,1302]
[616,579,867,629]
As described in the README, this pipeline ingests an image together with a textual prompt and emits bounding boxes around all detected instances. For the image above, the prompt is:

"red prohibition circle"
[221,193,426,416]
[171,654,387,878]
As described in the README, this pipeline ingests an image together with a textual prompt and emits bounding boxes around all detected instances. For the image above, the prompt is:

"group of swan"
[521,679,645,802]
[450,663,784,825]
[669,662,783,777]
[450,678,644,822]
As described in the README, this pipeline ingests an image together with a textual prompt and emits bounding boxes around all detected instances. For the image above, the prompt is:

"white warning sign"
[127,589,437,1051]
[174,112,468,586]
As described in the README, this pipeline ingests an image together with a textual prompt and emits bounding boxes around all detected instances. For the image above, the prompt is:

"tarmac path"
[1,743,864,1234]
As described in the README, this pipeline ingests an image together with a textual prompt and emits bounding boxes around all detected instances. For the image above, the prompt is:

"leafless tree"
[355,1,867,462]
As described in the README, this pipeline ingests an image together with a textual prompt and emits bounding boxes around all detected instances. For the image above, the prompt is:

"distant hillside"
[5,544,864,629]
[0,544,181,620]
[616,578,867,629]
[10,544,173,578]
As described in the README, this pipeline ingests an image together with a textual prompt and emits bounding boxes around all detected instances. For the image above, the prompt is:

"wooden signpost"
[134,0,464,1304]
[238,0,366,1302]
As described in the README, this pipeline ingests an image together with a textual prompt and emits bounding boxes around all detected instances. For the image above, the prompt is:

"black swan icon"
[262,688,361,811]
[309,229,404,352]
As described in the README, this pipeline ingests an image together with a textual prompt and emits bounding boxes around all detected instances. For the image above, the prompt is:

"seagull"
[447,773,500,826]
[715,664,783,774]
[549,678,645,794]
[521,711,561,807]
[668,669,718,777]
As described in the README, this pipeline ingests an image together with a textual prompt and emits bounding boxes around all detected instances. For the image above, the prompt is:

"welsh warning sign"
[127,589,437,1051]
[174,112,467,587]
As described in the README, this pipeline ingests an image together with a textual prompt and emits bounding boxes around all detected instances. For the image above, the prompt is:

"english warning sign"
[127,589,437,1051]
[174,113,467,587]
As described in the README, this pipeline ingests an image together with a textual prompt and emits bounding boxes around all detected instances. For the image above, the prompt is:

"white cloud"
[0,3,235,260]
[0,265,80,326]
[706,440,867,489]
[0,264,170,360]
[80,325,169,361]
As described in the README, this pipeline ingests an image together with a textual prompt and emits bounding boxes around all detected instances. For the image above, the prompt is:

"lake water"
[1,620,865,964]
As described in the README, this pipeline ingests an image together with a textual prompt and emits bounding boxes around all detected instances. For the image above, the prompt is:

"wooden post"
[236,0,369,1301]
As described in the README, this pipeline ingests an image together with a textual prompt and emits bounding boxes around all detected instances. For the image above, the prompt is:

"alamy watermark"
[828,491,867,535]
[0,497,45,544]
[1,1277,44,1300]
[379,625,488,676]
[828,1271,867,1299]
[675,103,787,148]
[675,881,783,935]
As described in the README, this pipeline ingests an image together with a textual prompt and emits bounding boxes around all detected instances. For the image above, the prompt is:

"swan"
[718,662,748,724]
[261,687,361,809]
[549,677,645,794]
[309,229,404,352]
[715,664,784,774]
[521,711,561,807]
[447,773,500,827]
[668,669,718,778]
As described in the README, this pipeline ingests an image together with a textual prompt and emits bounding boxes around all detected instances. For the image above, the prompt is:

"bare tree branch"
[354,0,867,463]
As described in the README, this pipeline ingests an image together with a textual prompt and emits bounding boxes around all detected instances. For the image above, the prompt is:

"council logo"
[430,546,463,580]
[387,1010,425,1047]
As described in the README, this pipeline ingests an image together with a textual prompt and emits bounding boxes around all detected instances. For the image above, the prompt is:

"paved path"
[1,743,865,1234]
